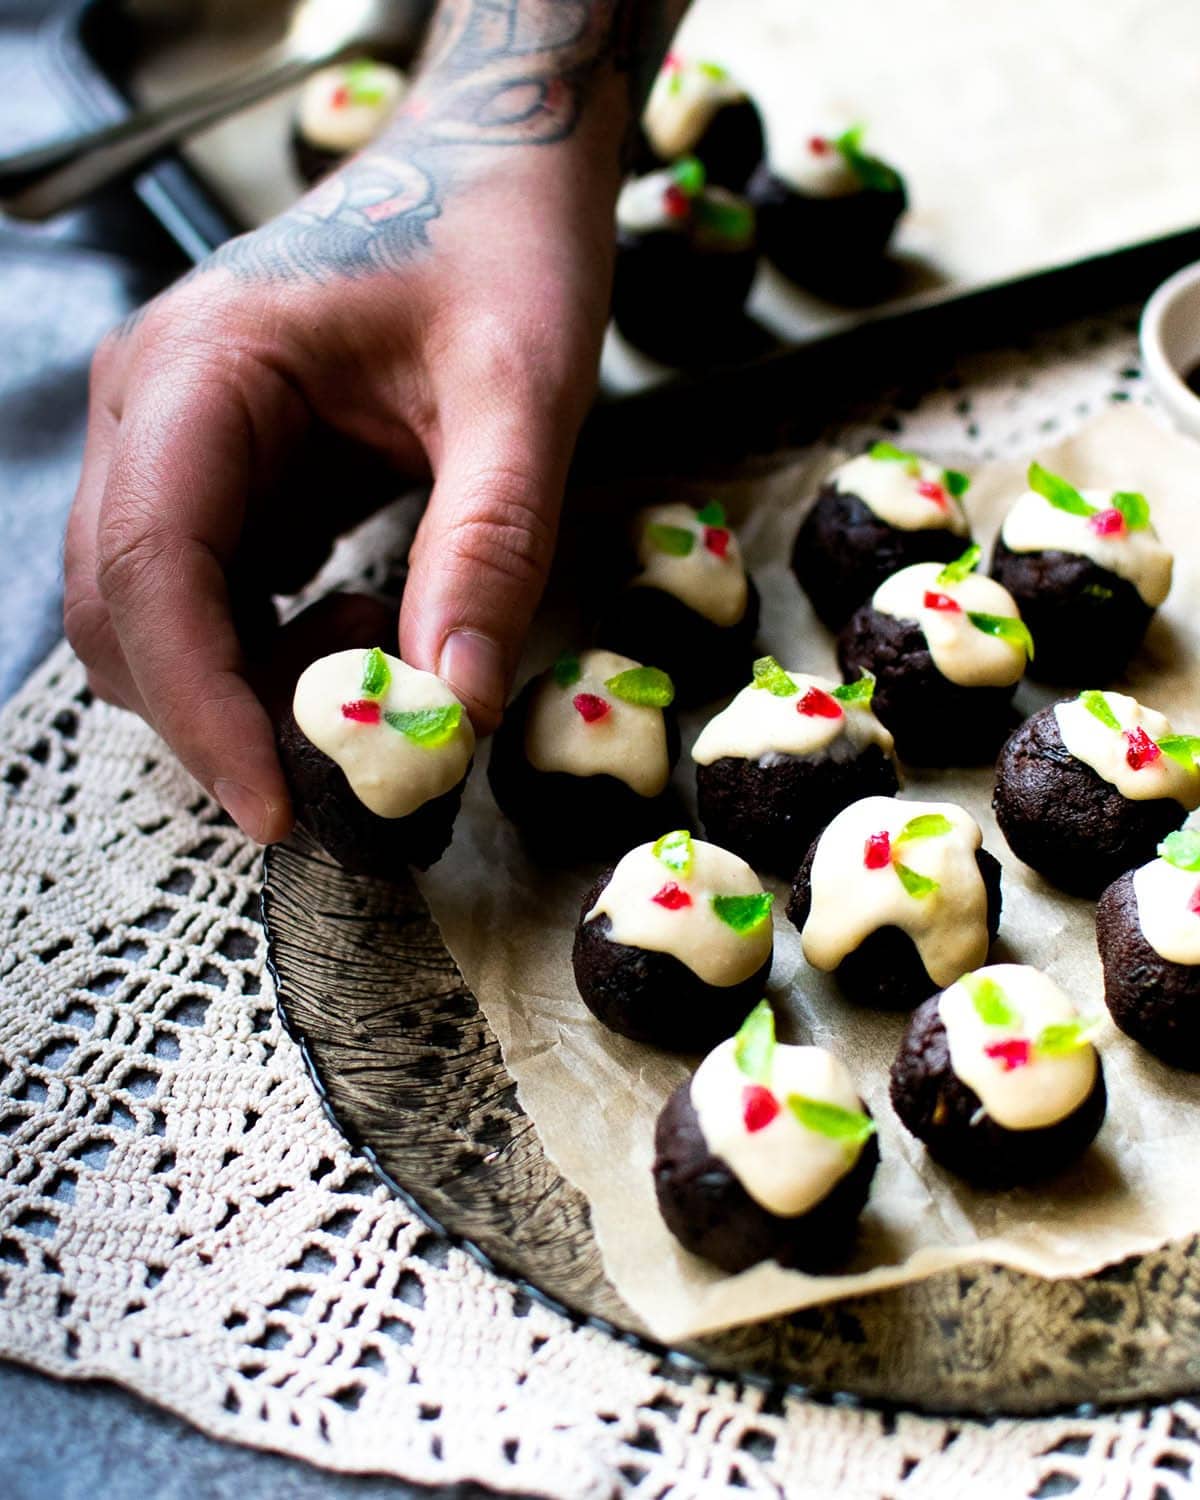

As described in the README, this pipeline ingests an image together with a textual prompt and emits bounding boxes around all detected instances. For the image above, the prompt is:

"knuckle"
[62,590,109,667]
[439,470,557,590]
[95,516,181,609]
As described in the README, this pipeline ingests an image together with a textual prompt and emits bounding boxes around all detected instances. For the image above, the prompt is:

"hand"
[63,5,638,844]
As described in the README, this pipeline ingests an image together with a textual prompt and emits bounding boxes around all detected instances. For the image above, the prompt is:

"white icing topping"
[830,453,970,535]
[292,650,473,818]
[691,670,894,766]
[616,169,685,235]
[642,57,745,161]
[630,503,748,627]
[690,1038,868,1216]
[1000,486,1173,607]
[872,562,1028,688]
[586,838,772,987]
[1054,693,1200,808]
[938,964,1098,1131]
[773,132,863,198]
[524,649,670,798]
[296,62,406,155]
[1133,856,1200,964]
[802,796,989,988]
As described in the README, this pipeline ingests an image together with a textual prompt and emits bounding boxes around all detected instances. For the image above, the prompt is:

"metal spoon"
[0,0,431,222]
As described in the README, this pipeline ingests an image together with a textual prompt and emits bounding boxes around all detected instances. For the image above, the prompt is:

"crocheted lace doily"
[3,312,1199,1499]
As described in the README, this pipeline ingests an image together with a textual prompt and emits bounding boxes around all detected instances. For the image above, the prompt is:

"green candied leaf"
[786,1094,876,1152]
[893,862,939,899]
[653,828,695,878]
[1157,736,1200,772]
[943,469,971,499]
[1079,688,1122,732]
[831,670,876,707]
[383,703,463,748]
[1082,581,1115,601]
[936,543,982,585]
[733,999,775,1085]
[360,646,391,699]
[961,971,1017,1028]
[1035,1019,1094,1057]
[896,812,953,844]
[605,666,675,708]
[1028,461,1095,517]
[832,124,901,193]
[1159,827,1200,871]
[646,522,695,557]
[711,892,775,934]
[693,195,755,242]
[671,154,706,196]
[696,500,726,526]
[751,655,797,697]
[869,440,921,473]
[967,612,1035,661]
[551,650,582,689]
[1112,490,1151,531]
[344,60,388,106]
[697,59,730,80]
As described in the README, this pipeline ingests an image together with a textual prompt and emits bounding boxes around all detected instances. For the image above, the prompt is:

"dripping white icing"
[1054,693,1200,808]
[830,453,969,535]
[292,649,473,818]
[524,649,670,798]
[938,964,1098,1131]
[616,169,686,235]
[642,56,745,161]
[691,670,894,765]
[296,62,407,155]
[630,502,748,627]
[802,795,989,988]
[586,838,772,987]
[1133,856,1200,965]
[690,1039,868,1217]
[872,562,1028,688]
[1000,486,1173,607]
[772,131,862,198]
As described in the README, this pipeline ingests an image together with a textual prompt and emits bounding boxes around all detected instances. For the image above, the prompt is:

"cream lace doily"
[3,314,1200,1499]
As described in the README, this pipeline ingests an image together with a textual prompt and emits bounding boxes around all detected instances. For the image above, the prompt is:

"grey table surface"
[0,3,517,1495]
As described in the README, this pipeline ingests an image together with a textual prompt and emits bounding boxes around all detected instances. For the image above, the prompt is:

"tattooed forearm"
[194,0,687,287]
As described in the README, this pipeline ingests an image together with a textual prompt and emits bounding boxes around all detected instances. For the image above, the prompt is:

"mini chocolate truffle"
[639,54,765,190]
[611,159,757,365]
[595,499,759,704]
[993,692,1200,898]
[837,544,1033,765]
[788,794,1003,1010]
[573,831,774,1050]
[748,125,906,296]
[1097,828,1200,1068]
[990,461,1173,684]
[654,1002,878,1273]
[890,964,1106,1187]
[290,60,407,184]
[488,648,680,859]
[792,443,973,631]
[693,656,899,879]
[280,646,474,877]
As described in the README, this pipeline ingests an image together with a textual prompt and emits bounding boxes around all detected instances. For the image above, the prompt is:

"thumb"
[400,406,572,733]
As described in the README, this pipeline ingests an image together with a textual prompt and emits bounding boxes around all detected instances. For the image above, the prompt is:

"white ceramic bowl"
[1140,260,1200,440]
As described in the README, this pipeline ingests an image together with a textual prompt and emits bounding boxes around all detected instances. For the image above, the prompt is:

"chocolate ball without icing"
[1097,869,1200,1069]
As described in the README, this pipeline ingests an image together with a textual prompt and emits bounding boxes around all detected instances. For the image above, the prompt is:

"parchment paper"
[416,404,1200,1343]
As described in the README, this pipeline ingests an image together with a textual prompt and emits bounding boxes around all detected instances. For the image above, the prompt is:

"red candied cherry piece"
[703,526,731,558]
[1190,884,1200,917]
[573,693,611,724]
[797,687,843,719]
[331,85,350,109]
[742,1084,780,1133]
[916,479,949,508]
[664,50,682,71]
[1089,508,1126,537]
[663,184,691,219]
[341,699,381,724]
[652,881,692,910]
[1124,726,1161,770]
[923,590,962,613]
[864,831,892,869]
[808,135,830,155]
[985,1037,1032,1071]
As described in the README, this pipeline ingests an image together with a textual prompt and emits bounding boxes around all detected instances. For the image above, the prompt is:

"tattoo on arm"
[196,0,684,286]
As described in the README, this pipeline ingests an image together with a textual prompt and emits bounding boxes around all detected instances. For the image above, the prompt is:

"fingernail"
[214,778,271,844]
[438,629,506,721]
